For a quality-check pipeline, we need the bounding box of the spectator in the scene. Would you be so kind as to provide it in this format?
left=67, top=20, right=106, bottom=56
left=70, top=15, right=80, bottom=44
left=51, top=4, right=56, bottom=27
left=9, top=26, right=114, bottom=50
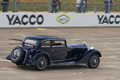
left=83, top=0, right=87, bottom=13
left=52, top=0, right=58, bottom=13
left=76, top=0, right=81, bottom=13
left=58, top=0, right=61, bottom=11
left=76, top=0, right=87, bottom=13
left=2, top=0, right=9, bottom=12
left=104, top=0, right=115, bottom=13
left=110, top=0, right=115, bottom=11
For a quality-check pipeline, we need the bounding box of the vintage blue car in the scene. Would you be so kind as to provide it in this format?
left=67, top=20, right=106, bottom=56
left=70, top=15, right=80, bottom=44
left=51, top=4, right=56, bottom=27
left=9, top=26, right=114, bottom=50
left=6, top=35, right=102, bottom=71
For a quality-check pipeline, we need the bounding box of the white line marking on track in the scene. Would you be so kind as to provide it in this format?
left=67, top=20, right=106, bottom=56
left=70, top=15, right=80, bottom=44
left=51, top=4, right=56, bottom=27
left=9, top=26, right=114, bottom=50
left=102, top=62, right=120, bottom=63
left=0, top=41, right=18, bottom=43
left=67, top=37, right=120, bottom=41
left=87, top=43, right=120, bottom=45
left=73, top=72, right=83, bottom=75
left=20, top=34, right=27, bottom=38
left=99, top=48, right=120, bottom=51
left=0, top=58, right=10, bottom=62
left=47, top=29, right=60, bottom=32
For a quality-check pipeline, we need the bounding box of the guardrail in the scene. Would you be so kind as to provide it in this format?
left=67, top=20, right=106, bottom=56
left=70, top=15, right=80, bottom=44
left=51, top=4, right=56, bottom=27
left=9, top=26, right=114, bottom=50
left=0, top=2, right=120, bottom=13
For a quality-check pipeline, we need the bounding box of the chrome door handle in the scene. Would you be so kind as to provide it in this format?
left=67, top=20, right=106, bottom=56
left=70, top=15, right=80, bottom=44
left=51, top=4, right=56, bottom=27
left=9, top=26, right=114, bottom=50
left=51, top=49, right=55, bottom=51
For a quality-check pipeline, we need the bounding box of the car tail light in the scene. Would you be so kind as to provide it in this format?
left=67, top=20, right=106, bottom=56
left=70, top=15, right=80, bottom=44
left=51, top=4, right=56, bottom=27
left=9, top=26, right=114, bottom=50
left=32, top=45, right=34, bottom=48
left=24, top=43, right=26, bottom=46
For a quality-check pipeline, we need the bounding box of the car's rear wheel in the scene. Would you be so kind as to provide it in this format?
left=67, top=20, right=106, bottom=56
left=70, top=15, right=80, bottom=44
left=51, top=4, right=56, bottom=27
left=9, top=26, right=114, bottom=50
left=88, top=54, right=100, bottom=68
left=35, top=55, right=48, bottom=71
left=10, top=46, right=25, bottom=64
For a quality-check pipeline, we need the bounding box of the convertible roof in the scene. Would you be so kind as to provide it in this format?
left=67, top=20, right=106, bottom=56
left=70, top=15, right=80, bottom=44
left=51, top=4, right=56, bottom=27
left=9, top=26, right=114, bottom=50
left=25, top=35, right=65, bottom=41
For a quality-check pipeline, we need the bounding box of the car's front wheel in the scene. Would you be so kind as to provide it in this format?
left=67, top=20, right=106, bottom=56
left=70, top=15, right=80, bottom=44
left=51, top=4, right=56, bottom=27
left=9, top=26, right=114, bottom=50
left=35, top=55, right=48, bottom=71
left=88, top=54, right=100, bottom=68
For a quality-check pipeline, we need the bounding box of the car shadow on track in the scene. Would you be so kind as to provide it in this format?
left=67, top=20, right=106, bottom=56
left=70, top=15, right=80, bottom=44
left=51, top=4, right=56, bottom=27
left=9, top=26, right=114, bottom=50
left=9, top=39, right=23, bottom=42
left=8, top=38, right=22, bottom=45
left=47, top=65, right=88, bottom=71
left=17, top=65, right=88, bottom=71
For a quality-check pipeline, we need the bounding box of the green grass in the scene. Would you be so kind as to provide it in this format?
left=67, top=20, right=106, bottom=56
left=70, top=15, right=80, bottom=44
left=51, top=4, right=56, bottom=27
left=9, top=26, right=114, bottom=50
left=0, top=0, right=120, bottom=12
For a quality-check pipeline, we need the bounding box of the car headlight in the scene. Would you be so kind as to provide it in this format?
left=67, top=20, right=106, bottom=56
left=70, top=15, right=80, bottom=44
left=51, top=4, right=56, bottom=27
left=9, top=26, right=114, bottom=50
left=90, top=46, right=95, bottom=49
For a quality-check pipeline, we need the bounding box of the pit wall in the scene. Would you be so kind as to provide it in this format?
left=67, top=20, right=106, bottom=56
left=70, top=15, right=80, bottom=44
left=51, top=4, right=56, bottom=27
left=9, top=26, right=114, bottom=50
left=0, top=13, right=120, bottom=28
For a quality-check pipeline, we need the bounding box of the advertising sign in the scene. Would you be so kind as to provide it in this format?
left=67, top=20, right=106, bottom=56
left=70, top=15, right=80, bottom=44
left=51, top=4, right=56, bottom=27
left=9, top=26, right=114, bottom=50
left=0, top=13, right=120, bottom=28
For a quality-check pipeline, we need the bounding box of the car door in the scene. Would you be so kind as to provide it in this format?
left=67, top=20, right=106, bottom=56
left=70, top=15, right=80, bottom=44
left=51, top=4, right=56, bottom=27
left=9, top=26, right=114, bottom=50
left=50, top=40, right=67, bottom=61
left=40, top=40, right=51, bottom=54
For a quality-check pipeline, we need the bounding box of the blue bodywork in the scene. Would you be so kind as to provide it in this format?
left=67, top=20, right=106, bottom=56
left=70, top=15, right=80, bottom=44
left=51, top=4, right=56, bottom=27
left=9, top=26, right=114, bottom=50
left=6, top=35, right=102, bottom=66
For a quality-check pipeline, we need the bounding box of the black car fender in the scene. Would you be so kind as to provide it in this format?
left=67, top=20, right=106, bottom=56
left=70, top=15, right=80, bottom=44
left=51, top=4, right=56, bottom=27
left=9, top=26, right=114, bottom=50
left=6, top=54, right=11, bottom=60
left=30, top=50, right=51, bottom=65
left=76, top=49, right=102, bottom=63
left=83, top=49, right=102, bottom=57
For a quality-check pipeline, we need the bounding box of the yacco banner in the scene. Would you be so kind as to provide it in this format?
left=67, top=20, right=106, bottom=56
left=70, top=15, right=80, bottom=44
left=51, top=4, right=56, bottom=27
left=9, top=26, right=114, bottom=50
left=0, top=13, right=120, bottom=27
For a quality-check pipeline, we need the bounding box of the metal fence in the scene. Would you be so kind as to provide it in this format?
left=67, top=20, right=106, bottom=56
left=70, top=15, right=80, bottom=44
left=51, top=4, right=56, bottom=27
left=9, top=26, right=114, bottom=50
left=0, top=2, right=120, bottom=13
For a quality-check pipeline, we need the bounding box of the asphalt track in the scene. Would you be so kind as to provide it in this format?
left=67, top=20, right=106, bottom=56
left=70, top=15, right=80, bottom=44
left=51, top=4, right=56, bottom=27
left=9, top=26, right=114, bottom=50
left=0, top=27, right=120, bottom=80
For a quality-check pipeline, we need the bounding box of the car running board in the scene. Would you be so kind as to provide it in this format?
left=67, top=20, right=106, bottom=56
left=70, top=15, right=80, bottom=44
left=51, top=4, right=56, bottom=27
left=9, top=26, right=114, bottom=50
left=51, top=62, right=76, bottom=65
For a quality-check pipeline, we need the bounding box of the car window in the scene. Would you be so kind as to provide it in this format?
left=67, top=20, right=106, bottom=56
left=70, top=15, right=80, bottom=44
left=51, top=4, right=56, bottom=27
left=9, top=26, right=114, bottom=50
left=52, top=41, right=65, bottom=47
left=41, top=41, right=50, bottom=47
left=24, top=39, right=38, bottom=48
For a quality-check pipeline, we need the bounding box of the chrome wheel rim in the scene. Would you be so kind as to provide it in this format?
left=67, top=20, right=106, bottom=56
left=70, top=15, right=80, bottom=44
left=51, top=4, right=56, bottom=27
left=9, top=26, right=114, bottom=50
left=13, top=49, right=20, bottom=59
left=38, top=58, right=46, bottom=69
left=91, top=56, right=98, bottom=67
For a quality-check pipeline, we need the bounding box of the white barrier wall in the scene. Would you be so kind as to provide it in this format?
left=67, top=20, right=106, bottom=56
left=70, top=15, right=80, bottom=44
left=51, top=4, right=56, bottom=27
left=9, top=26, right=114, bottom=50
left=0, top=13, right=120, bottom=27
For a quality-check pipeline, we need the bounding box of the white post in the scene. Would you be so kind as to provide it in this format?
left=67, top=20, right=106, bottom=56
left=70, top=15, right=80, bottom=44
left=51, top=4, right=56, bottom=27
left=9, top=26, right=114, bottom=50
left=14, top=0, right=17, bottom=12
left=49, top=0, right=52, bottom=13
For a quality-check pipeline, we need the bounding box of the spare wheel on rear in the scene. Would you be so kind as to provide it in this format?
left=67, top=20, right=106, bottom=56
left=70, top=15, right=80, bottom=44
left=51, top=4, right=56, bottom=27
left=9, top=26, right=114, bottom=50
left=10, top=46, right=25, bottom=64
